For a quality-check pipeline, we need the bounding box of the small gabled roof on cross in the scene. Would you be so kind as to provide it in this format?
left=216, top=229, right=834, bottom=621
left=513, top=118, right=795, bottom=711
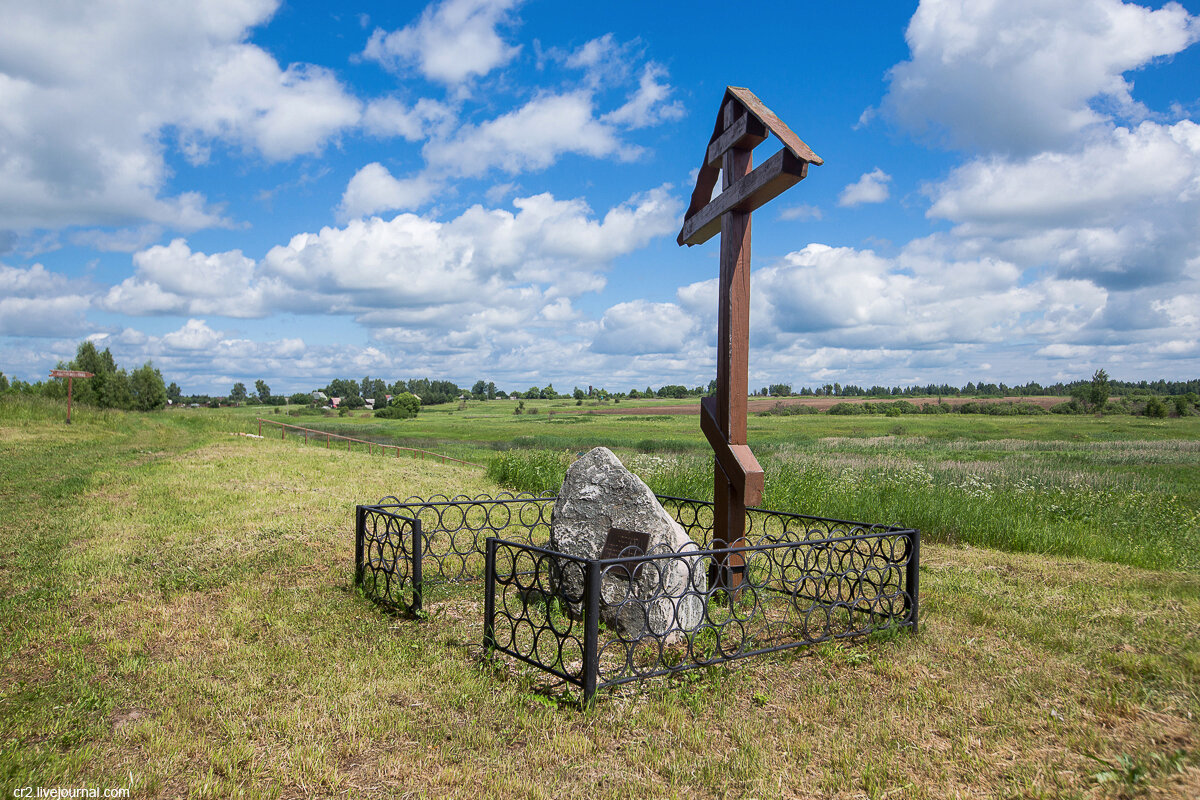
left=678, top=86, right=823, bottom=247
left=721, top=87, right=822, bottom=165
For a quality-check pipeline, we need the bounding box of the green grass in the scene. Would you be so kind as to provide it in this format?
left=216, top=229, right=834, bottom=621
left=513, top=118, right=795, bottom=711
left=230, top=396, right=1200, bottom=455
left=2, top=394, right=1198, bottom=798
left=485, top=438, right=1200, bottom=572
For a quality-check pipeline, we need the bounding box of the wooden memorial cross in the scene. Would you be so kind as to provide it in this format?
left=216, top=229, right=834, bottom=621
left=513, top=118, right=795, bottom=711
left=677, top=86, right=822, bottom=592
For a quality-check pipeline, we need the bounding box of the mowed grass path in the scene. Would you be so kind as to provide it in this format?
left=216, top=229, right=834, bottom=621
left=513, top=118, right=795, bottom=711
left=2, top=398, right=1199, bottom=798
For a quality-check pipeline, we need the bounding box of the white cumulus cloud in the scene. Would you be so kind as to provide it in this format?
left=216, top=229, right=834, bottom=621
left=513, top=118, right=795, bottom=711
left=592, top=300, right=697, bottom=355
left=882, top=0, right=1199, bottom=153
left=926, top=120, right=1200, bottom=288
left=102, top=239, right=269, bottom=317
left=838, top=168, right=892, bottom=207
left=0, top=263, right=92, bottom=336
left=339, top=164, right=439, bottom=220
left=362, top=0, right=522, bottom=85
left=423, top=91, right=633, bottom=178
left=0, top=0, right=361, bottom=233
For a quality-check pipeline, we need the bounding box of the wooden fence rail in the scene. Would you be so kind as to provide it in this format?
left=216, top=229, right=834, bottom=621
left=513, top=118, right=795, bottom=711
left=255, top=417, right=483, bottom=468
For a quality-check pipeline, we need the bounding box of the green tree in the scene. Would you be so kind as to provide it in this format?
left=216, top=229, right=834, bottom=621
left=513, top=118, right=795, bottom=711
left=166, top=381, right=181, bottom=402
left=100, top=370, right=133, bottom=410
left=324, top=378, right=361, bottom=401
left=255, top=379, right=271, bottom=402
left=471, top=380, right=487, bottom=398
left=1089, top=369, right=1110, bottom=413
left=1144, top=396, right=1168, bottom=418
left=573, top=386, right=585, bottom=400
left=360, top=376, right=387, bottom=406
left=0, top=372, right=8, bottom=392
left=377, top=391, right=420, bottom=419
left=68, top=341, right=112, bottom=407
left=230, top=383, right=247, bottom=403
left=130, top=362, right=167, bottom=411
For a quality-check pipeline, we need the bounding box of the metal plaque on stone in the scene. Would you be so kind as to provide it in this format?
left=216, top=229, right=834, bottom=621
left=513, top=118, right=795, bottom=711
left=600, top=527, right=651, bottom=581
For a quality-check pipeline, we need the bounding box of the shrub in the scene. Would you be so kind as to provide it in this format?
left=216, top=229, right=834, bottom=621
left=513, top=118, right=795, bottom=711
left=959, top=401, right=1047, bottom=416
left=375, top=391, right=420, bottom=419
left=1104, top=398, right=1133, bottom=415
left=758, top=402, right=819, bottom=417
left=827, top=402, right=864, bottom=415
left=1144, top=396, right=1168, bottom=418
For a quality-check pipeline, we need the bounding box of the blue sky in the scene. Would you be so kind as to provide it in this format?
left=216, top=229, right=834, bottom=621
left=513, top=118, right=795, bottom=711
left=1, top=0, right=1198, bottom=395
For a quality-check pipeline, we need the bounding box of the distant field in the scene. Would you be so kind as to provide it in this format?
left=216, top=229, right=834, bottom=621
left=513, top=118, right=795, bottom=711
left=550, top=395, right=1064, bottom=415
left=222, top=397, right=1200, bottom=572
left=4, top=395, right=1197, bottom=798
left=223, top=394, right=1200, bottom=455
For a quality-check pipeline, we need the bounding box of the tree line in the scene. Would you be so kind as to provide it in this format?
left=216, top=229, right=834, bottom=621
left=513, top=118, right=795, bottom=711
left=4, top=351, right=1196, bottom=416
left=0, top=341, right=167, bottom=411
left=755, top=377, right=1200, bottom=398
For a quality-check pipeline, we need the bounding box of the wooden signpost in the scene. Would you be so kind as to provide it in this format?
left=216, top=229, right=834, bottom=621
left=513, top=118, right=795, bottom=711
left=49, top=369, right=94, bottom=424
left=677, top=87, right=822, bottom=592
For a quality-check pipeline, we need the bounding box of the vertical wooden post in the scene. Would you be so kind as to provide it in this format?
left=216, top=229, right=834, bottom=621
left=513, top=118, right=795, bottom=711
left=712, top=98, right=753, bottom=591
left=50, top=370, right=94, bottom=424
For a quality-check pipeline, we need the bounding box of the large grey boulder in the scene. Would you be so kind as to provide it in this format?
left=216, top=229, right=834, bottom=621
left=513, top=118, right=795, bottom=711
left=549, top=447, right=704, bottom=640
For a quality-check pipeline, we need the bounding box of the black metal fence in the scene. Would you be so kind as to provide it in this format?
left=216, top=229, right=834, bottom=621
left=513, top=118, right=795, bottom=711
left=354, top=493, right=919, bottom=702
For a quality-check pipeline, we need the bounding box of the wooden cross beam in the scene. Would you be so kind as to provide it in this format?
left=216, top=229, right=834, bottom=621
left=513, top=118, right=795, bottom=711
left=677, top=87, right=821, bottom=592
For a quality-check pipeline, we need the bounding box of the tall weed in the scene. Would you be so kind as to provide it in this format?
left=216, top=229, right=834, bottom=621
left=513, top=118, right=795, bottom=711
left=485, top=444, right=1199, bottom=571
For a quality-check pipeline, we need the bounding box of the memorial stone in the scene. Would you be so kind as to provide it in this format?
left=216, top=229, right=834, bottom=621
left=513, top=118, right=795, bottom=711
left=549, top=447, right=703, bottom=640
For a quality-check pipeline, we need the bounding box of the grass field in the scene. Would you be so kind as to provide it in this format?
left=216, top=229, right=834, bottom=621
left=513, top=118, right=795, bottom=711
left=247, top=398, right=1200, bottom=572
left=2, top=395, right=1199, bottom=798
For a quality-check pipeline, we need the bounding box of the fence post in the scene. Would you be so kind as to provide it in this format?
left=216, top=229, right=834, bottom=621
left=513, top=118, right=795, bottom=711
left=354, top=505, right=366, bottom=586
left=582, top=558, right=602, bottom=706
left=905, top=529, right=921, bottom=635
left=483, top=538, right=497, bottom=654
left=411, top=517, right=423, bottom=613
left=257, top=419, right=261, bottom=436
